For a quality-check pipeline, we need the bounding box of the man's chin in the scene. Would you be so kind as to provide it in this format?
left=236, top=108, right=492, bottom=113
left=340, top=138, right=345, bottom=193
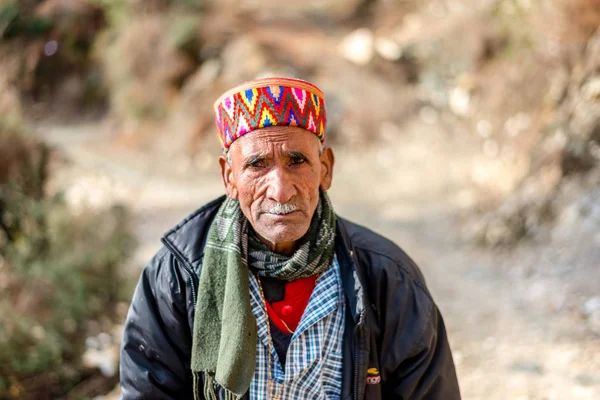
left=254, top=225, right=308, bottom=247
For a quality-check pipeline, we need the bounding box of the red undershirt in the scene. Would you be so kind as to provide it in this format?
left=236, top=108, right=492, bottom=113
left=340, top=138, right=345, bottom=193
left=263, top=275, right=318, bottom=333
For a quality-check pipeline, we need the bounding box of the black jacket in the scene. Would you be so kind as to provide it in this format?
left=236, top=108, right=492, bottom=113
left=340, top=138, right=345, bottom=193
left=120, top=196, right=461, bottom=399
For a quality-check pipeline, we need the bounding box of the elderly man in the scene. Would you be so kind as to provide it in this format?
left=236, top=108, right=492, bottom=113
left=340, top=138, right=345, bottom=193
left=120, top=77, right=461, bottom=399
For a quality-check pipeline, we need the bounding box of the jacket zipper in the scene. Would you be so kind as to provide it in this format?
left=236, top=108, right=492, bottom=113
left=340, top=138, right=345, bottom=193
left=349, top=247, right=364, bottom=400
left=161, top=239, right=198, bottom=306
left=354, top=317, right=365, bottom=400
left=354, top=338, right=359, bottom=400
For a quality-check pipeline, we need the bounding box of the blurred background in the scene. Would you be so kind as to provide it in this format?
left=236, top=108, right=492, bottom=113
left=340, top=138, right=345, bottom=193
left=1, top=0, right=599, bottom=398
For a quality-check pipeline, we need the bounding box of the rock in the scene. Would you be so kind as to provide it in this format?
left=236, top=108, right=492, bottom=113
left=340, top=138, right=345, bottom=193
left=542, top=129, right=568, bottom=153
left=64, top=174, right=131, bottom=212
left=482, top=336, right=497, bottom=350
left=82, top=346, right=118, bottom=377
left=85, top=336, right=101, bottom=350
left=374, top=36, right=402, bottom=61
left=583, top=297, right=600, bottom=315
left=338, top=28, right=374, bottom=66
left=482, top=216, right=520, bottom=246
left=82, top=332, right=120, bottom=377
left=503, top=113, right=532, bottom=137
left=551, top=202, right=580, bottom=241
left=97, top=332, right=113, bottom=347
left=449, top=87, right=471, bottom=116
left=582, top=77, right=600, bottom=101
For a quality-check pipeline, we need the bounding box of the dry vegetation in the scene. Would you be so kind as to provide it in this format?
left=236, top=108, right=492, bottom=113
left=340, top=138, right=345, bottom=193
left=466, top=0, right=600, bottom=245
left=1, top=3, right=134, bottom=398
left=0, top=119, right=136, bottom=399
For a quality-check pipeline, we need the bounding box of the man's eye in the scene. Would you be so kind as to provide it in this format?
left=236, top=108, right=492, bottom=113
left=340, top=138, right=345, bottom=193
left=249, top=160, right=265, bottom=168
left=290, top=157, right=306, bottom=165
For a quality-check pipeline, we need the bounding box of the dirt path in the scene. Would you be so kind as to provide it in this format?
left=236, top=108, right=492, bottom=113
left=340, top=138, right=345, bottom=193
left=36, top=121, right=600, bottom=399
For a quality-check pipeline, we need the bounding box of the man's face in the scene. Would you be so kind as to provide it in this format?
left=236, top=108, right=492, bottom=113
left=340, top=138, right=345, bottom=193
left=219, top=126, right=334, bottom=251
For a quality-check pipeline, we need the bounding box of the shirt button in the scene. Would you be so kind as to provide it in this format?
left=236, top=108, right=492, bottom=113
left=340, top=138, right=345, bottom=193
left=281, top=305, right=293, bottom=316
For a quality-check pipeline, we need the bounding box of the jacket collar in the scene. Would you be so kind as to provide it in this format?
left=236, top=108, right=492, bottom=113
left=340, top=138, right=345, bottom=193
left=161, top=195, right=226, bottom=273
left=335, top=219, right=365, bottom=325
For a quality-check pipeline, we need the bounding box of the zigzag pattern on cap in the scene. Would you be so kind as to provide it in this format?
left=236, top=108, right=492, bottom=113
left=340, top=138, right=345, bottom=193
left=214, top=77, right=327, bottom=153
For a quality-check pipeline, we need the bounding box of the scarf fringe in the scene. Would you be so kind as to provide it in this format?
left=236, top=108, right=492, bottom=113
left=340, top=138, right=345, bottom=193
left=196, top=372, right=241, bottom=400
left=226, top=391, right=238, bottom=400
left=204, top=374, right=217, bottom=400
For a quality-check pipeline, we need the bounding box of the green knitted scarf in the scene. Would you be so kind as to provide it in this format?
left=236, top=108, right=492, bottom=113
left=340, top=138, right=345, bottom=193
left=191, top=192, right=336, bottom=399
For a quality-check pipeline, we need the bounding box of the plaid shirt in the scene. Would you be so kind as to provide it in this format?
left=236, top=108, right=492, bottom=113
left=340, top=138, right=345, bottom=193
left=248, top=255, right=345, bottom=399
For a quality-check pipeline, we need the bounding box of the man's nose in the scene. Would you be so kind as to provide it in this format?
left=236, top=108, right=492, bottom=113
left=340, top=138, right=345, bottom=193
left=266, top=167, right=296, bottom=203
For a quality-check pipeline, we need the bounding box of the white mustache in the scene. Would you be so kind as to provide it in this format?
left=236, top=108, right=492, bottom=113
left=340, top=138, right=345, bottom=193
left=265, top=202, right=297, bottom=215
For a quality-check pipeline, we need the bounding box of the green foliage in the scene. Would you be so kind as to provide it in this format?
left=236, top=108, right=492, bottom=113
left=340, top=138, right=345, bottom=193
left=0, top=124, right=135, bottom=398
left=0, top=2, right=20, bottom=37
left=0, top=3, right=19, bottom=27
left=0, top=1, right=53, bottom=39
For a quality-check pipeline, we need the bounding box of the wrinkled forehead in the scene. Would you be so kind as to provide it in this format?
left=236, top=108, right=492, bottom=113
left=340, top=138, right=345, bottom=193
left=228, top=126, right=322, bottom=157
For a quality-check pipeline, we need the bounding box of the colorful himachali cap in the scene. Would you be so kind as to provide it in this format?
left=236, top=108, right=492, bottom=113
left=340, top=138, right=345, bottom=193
left=213, top=77, right=327, bottom=153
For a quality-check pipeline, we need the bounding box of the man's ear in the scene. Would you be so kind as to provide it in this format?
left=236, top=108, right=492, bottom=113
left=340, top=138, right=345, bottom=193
left=219, top=155, right=238, bottom=199
left=319, top=147, right=335, bottom=191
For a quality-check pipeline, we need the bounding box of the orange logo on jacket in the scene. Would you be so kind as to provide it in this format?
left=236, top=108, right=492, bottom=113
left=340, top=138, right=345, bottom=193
left=366, top=368, right=381, bottom=385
